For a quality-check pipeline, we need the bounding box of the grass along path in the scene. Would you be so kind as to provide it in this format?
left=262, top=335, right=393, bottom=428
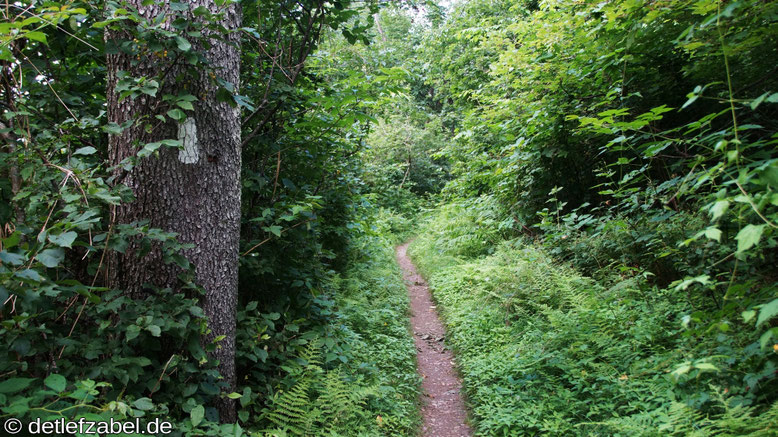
left=396, top=242, right=472, bottom=437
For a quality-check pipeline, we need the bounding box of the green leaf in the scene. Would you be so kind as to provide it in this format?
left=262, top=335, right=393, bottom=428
left=759, top=328, right=778, bottom=349
left=761, top=163, right=778, bottom=188
left=167, top=108, right=186, bottom=121
left=73, top=146, right=98, bottom=155
left=735, top=224, right=766, bottom=253
left=0, top=250, right=25, bottom=265
left=133, top=397, right=154, bottom=411
left=0, top=378, right=35, bottom=394
left=750, top=91, right=770, bottom=110
left=176, top=100, right=194, bottom=111
left=126, top=324, right=141, bottom=342
left=694, top=362, right=718, bottom=371
left=190, top=404, right=204, bottom=427
left=147, top=325, right=161, bottom=337
left=48, top=231, right=78, bottom=248
left=671, top=363, right=691, bottom=378
left=709, top=200, right=729, bottom=220
left=240, top=387, right=252, bottom=407
left=267, top=226, right=282, bottom=237
left=757, top=298, right=778, bottom=326
left=138, top=141, right=163, bottom=158
left=103, top=122, right=125, bottom=135
left=16, top=269, right=44, bottom=282
left=226, top=392, right=242, bottom=399
left=238, top=410, right=249, bottom=423
left=37, top=248, right=64, bottom=268
left=193, top=6, right=210, bottom=16
left=44, top=374, right=67, bottom=392
left=703, top=227, right=721, bottom=242
left=25, top=31, right=48, bottom=44
left=175, top=36, right=192, bottom=52
left=139, top=79, right=159, bottom=97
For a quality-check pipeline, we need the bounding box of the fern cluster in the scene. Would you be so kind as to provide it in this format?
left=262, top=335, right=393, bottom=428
left=253, top=229, right=420, bottom=436
left=260, top=342, right=374, bottom=436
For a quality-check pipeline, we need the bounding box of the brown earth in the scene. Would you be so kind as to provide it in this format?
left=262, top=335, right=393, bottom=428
left=396, top=243, right=473, bottom=437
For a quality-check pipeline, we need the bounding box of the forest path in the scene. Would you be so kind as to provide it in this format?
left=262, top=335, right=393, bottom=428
left=396, top=242, right=473, bottom=437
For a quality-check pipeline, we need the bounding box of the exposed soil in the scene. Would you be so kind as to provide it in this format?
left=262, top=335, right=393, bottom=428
left=396, top=243, right=473, bottom=437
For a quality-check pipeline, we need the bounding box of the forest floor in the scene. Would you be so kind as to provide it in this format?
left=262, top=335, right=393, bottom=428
left=396, top=242, right=473, bottom=437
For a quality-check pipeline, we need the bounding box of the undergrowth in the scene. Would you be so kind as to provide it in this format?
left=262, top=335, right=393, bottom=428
left=253, top=226, right=420, bottom=436
left=409, top=198, right=778, bottom=436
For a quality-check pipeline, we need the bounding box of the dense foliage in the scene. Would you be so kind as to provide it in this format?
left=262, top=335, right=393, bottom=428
left=395, top=0, right=778, bottom=434
left=411, top=199, right=777, bottom=435
left=1, top=0, right=419, bottom=435
left=3, top=0, right=778, bottom=435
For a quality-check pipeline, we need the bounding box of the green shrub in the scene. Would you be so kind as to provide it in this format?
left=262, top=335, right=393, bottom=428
left=409, top=206, right=778, bottom=436
left=249, top=230, right=420, bottom=436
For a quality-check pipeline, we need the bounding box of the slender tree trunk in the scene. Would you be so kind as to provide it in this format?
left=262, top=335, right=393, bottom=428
left=106, top=1, right=241, bottom=422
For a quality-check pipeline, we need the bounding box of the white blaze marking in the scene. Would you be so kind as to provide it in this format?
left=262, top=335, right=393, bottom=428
left=178, top=118, right=199, bottom=164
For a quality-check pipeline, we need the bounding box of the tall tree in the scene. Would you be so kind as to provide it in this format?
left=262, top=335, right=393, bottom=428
left=105, top=1, right=242, bottom=422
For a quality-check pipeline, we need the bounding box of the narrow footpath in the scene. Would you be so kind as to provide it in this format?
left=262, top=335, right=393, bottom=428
left=396, top=243, right=472, bottom=437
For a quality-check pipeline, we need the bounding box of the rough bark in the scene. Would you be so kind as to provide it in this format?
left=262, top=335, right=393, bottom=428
left=106, top=1, right=241, bottom=422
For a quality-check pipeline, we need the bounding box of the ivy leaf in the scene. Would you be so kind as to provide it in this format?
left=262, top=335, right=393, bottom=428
left=735, top=224, right=766, bottom=253
left=190, top=404, right=204, bottom=427
left=44, top=374, right=67, bottom=392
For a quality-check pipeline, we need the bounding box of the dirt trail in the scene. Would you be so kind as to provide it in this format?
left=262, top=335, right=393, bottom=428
left=396, top=243, right=472, bottom=437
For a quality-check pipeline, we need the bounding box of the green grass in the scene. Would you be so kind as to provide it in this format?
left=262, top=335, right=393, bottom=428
left=407, top=201, right=778, bottom=436
left=331, top=233, right=421, bottom=436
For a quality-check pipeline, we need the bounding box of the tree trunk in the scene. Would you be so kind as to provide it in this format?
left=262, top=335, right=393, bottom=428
left=106, top=2, right=241, bottom=422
